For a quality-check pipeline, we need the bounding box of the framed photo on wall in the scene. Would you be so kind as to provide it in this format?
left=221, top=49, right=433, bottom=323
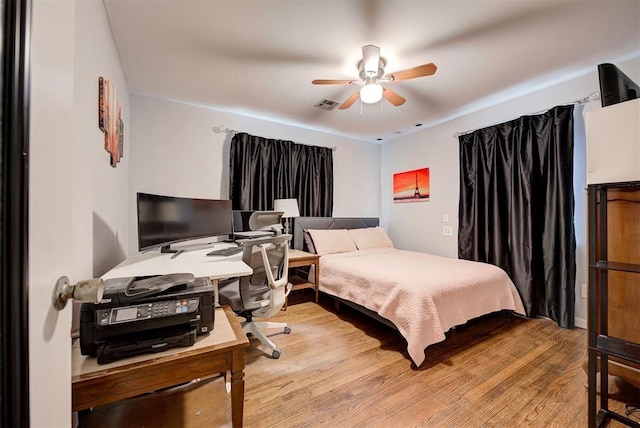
left=98, top=76, right=124, bottom=168
left=393, top=167, right=430, bottom=203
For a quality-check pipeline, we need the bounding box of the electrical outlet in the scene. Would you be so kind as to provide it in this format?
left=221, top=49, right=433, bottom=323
left=442, top=226, right=453, bottom=236
left=581, top=283, right=587, bottom=298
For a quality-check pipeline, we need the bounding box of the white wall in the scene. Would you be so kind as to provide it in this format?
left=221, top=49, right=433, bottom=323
left=381, top=56, right=640, bottom=329
left=128, top=95, right=381, bottom=253
left=29, top=0, right=129, bottom=425
left=73, top=0, right=130, bottom=278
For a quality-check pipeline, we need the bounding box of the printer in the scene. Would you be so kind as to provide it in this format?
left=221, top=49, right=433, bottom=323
left=79, top=273, right=214, bottom=364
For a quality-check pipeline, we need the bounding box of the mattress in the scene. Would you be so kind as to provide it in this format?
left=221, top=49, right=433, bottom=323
left=317, top=247, right=526, bottom=366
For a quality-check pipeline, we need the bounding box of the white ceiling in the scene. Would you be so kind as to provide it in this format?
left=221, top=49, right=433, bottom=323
left=103, top=0, right=640, bottom=143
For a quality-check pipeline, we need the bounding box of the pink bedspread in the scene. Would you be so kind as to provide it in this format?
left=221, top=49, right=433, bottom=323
left=318, top=248, right=525, bottom=366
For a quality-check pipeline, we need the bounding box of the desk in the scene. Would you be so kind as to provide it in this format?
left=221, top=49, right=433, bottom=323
left=72, top=306, right=249, bottom=427
left=288, top=249, right=320, bottom=303
left=103, top=245, right=252, bottom=280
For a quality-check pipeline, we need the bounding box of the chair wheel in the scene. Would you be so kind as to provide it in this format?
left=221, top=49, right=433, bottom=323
left=272, top=349, right=281, bottom=359
left=284, top=326, right=292, bottom=334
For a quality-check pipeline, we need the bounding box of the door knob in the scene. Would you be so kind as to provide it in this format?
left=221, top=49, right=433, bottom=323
left=52, top=276, right=104, bottom=310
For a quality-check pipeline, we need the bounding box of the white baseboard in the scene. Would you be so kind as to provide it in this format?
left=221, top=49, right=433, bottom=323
left=574, top=317, right=587, bottom=329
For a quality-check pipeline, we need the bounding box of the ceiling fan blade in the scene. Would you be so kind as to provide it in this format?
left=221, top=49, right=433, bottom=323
left=312, top=79, right=354, bottom=85
left=339, top=91, right=361, bottom=110
left=382, top=87, right=406, bottom=106
left=389, top=63, right=437, bottom=82
left=362, top=44, right=381, bottom=75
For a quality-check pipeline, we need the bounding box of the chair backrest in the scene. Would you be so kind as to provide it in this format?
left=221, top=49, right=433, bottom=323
left=238, top=234, right=291, bottom=317
left=248, top=211, right=284, bottom=233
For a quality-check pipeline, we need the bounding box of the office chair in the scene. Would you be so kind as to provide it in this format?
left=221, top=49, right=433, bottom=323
left=218, top=234, right=292, bottom=359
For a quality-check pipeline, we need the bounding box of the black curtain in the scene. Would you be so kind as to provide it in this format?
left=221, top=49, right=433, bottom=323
left=229, top=132, right=333, bottom=216
left=458, top=105, right=576, bottom=328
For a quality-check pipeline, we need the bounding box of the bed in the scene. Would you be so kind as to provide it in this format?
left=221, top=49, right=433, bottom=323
left=293, top=217, right=526, bottom=367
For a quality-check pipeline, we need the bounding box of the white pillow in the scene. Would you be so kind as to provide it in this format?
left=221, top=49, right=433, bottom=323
left=307, top=229, right=358, bottom=256
left=348, top=226, right=394, bottom=250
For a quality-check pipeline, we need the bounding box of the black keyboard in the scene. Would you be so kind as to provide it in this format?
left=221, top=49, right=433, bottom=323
left=206, top=246, right=243, bottom=257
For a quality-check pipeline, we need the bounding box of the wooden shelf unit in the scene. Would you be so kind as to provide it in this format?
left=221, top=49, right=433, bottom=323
left=587, top=181, right=640, bottom=428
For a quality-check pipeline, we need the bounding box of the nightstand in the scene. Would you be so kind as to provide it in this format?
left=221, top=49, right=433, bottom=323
left=287, top=249, right=320, bottom=304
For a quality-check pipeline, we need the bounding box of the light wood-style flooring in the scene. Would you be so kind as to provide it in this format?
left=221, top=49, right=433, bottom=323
left=79, top=290, right=634, bottom=427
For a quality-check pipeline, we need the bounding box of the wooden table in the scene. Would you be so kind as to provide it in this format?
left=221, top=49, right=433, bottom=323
left=72, top=306, right=249, bottom=427
left=288, top=249, right=320, bottom=303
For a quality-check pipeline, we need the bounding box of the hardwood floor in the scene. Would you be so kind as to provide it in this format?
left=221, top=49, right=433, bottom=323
left=78, top=290, right=635, bottom=427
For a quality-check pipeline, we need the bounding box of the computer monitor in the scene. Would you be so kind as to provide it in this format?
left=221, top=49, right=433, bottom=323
left=137, top=192, right=232, bottom=252
left=598, top=63, right=640, bottom=107
left=232, top=210, right=254, bottom=234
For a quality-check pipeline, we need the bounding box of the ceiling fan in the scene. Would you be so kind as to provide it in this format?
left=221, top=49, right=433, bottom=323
left=312, top=45, right=437, bottom=110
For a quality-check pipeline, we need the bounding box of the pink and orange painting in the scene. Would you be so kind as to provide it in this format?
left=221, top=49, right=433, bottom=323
left=393, top=168, right=430, bottom=203
left=98, top=76, right=124, bottom=168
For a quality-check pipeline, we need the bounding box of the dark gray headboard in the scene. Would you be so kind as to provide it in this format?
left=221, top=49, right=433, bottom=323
left=292, top=217, right=379, bottom=251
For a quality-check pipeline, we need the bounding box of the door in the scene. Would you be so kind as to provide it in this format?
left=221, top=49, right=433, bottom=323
left=2, top=0, right=78, bottom=426
left=27, top=0, right=78, bottom=426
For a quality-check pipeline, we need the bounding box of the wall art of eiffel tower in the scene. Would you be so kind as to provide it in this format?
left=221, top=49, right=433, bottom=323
left=413, top=173, right=422, bottom=198
left=393, top=167, right=430, bottom=203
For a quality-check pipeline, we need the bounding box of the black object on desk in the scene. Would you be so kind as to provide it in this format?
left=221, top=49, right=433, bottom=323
left=79, top=274, right=215, bottom=363
left=207, top=246, right=243, bottom=257
left=97, top=326, right=197, bottom=364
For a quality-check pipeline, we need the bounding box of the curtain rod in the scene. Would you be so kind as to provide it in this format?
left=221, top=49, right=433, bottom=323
left=452, top=91, right=601, bottom=139
left=212, top=125, right=237, bottom=134
left=212, top=125, right=338, bottom=152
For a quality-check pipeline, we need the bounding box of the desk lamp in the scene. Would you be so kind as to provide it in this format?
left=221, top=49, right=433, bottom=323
left=273, top=198, right=300, bottom=235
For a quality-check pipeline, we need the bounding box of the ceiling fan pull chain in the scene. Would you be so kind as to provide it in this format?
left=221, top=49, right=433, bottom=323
left=360, top=99, right=363, bottom=117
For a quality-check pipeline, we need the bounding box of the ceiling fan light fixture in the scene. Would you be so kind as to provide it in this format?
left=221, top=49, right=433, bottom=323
left=312, top=45, right=436, bottom=110
left=362, top=44, right=381, bottom=76
left=360, top=83, right=383, bottom=104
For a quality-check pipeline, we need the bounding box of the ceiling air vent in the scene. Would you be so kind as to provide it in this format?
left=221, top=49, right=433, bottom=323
left=314, top=99, right=340, bottom=111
